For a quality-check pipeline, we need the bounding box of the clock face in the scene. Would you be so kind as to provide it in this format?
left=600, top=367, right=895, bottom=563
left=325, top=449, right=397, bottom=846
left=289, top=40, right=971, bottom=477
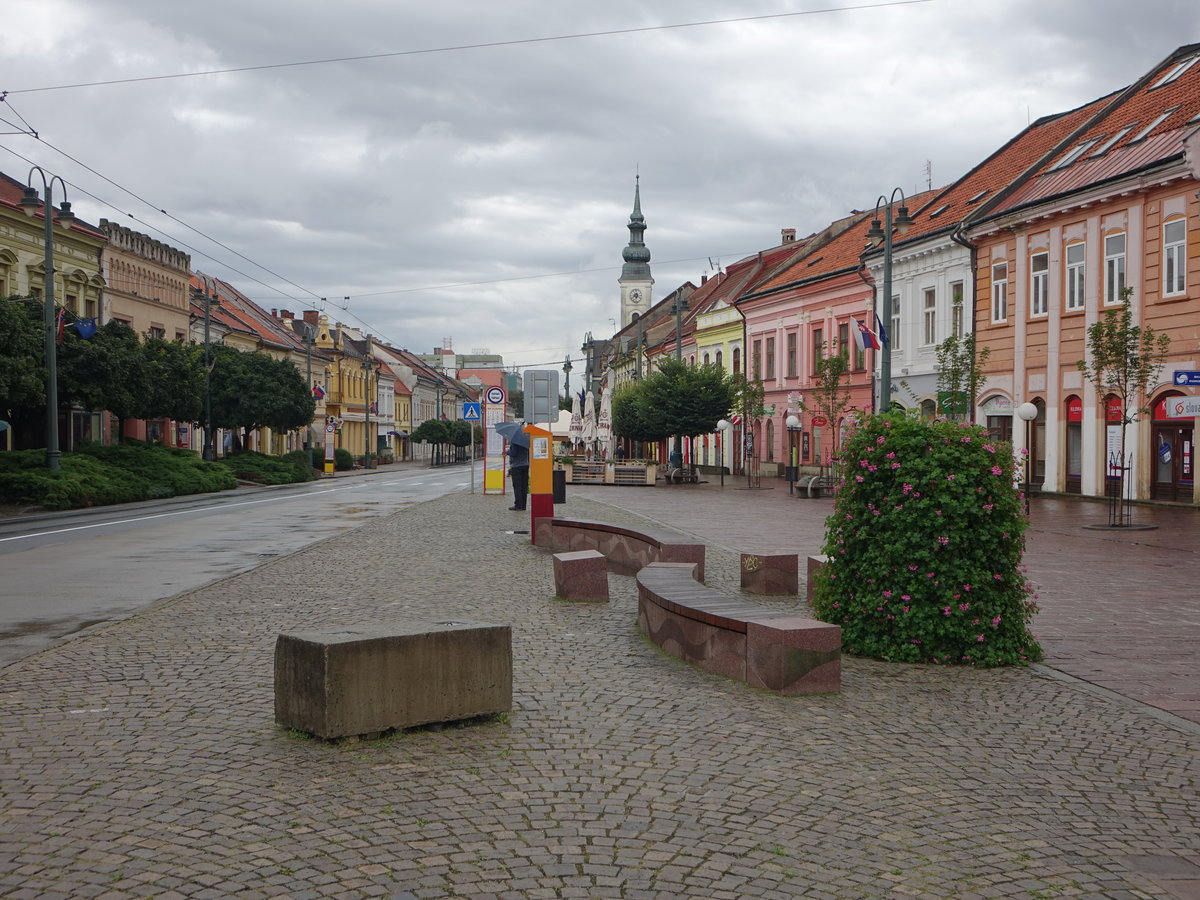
left=629, top=289, right=642, bottom=303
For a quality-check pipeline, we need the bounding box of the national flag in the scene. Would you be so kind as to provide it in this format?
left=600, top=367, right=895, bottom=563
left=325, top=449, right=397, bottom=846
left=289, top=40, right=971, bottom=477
left=874, top=314, right=889, bottom=350
left=312, top=383, right=326, bottom=399
left=853, top=318, right=881, bottom=352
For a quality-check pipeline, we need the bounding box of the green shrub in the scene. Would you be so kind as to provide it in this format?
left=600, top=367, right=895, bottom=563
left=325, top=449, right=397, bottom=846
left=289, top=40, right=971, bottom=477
left=334, top=448, right=354, bottom=471
left=811, top=412, right=1042, bottom=667
left=221, top=450, right=317, bottom=485
left=0, top=442, right=235, bottom=510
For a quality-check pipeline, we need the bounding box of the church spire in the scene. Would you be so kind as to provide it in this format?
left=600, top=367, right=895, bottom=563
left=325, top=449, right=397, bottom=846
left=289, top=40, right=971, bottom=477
left=621, top=176, right=651, bottom=280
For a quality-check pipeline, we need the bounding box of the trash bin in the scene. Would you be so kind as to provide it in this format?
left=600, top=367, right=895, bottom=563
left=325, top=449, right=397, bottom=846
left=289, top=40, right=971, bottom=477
left=552, top=468, right=567, bottom=504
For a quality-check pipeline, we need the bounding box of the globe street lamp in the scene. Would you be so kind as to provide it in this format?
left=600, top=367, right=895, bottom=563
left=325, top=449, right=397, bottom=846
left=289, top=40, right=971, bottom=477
left=1016, top=402, right=1038, bottom=516
left=20, top=168, right=76, bottom=470
left=866, top=189, right=914, bottom=413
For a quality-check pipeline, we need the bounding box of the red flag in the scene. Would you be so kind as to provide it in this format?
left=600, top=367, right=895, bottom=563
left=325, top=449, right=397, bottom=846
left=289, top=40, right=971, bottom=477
left=56, top=309, right=66, bottom=344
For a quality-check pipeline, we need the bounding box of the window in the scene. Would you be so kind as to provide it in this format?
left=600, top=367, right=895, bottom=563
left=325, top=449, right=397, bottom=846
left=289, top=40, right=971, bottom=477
left=1129, top=107, right=1179, bottom=143
left=922, top=288, right=936, bottom=345
left=1047, top=139, right=1101, bottom=171
left=1104, top=233, right=1126, bottom=305
left=1152, top=54, right=1199, bottom=88
left=752, top=339, right=762, bottom=380
left=1090, top=125, right=1135, bottom=158
left=786, top=332, right=797, bottom=377
left=716, top=349, right=723, bottom=369
left=703, top=352, right=710, bottom=365
left=149, top=325, right=165, bottom=340
left=991, top=263, right=1008, bottom=322
left=950, top=281, right=965, bottom=336
left=765, top=337, right=775, bottom=380
left=1065, top=243, right=1086, bottom=311
left=1164, top=218, right=1187, bottom=296
left=1030, top=252, right=1049, bottom=317
left=890, top=295, right=901, bottom=352
left=811, top=328, right=823, bottom=374
left=732, top=347, right=740, bottom=375
left=838, top=322, right=850, bottom=361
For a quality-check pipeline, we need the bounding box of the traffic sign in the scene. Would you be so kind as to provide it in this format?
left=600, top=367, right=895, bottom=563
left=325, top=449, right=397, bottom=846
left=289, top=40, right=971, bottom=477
left=1173, top=371, right=1200, bottom=386
left=486, top=386, right=505, bottom=405
left=463, top=402, right=481, bottom=420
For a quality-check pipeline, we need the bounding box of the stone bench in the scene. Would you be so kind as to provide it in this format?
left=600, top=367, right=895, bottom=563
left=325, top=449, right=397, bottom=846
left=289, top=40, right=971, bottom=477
left=806, top=554, right=830, bottom=600
left=553, top=549, right=609, bottom=602
left=534, top=517, right=705, bottom=581
left=636, top=562, right=840, bottom=695
left=740, top=551, right=799, bottom=595
left=274, top=620, right=512, bottom=739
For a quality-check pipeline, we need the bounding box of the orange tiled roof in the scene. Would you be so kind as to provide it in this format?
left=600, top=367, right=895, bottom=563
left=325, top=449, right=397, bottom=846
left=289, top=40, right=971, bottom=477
left=985, top=43, right=1200, bottom=218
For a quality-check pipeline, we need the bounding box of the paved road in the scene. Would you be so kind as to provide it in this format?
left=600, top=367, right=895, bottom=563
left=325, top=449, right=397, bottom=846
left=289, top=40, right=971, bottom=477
left=0, top=480, right=1197, bottom=898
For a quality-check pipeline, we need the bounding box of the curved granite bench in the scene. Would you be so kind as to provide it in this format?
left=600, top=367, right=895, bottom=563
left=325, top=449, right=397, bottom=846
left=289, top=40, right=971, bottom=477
left=636, top=562, right=840, bottom=695
left=534, top=517, right=705, bottom=581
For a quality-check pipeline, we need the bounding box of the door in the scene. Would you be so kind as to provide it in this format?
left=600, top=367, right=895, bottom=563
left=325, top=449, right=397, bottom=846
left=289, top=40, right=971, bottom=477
left=1152, top=424, right=1194, bottom=502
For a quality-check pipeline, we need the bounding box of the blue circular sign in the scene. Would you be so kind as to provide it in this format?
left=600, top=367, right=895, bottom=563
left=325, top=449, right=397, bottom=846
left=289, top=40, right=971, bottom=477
left=486, top=386, right=505, bottom=405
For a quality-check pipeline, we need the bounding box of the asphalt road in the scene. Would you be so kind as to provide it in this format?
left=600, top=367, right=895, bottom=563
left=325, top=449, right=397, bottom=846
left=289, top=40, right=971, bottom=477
left=0, top=463, right=477, bottom=668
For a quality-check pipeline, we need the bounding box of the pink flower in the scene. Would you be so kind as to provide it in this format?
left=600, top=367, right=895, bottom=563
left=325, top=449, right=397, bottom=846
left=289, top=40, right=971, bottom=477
left=942, top=607, right=951, bottom=615
left=885, top=451, right=896, bottom=459
left=983, top=443, right=996, bottom=453
left=855, top=475, right=864, bottom=482
left=882, top=590, right=893, bottom=598
left=902, top=606, right=910, bottom=613
left=959, top=603, right=970, bottom=611
left=976, top=634, right=985, bottom=642
left=891, top=462, right=901, bottom=469
left=937, top=536, right=949, bottom=546
left=946, top=474, right=955, bottom=481
left=901, top=594, right=911, bottom=601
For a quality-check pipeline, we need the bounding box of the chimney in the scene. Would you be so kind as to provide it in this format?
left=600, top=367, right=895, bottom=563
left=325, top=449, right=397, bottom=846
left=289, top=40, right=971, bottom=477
left=781, top=228, right=797, bottom=244
left=701, top=274, right=708, bottom=284
left=303, top=310, right=319, bottom=325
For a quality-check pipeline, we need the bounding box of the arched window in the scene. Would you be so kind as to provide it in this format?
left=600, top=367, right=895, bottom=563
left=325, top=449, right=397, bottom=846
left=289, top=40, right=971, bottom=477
left=766, top=419, right=775, bottom=461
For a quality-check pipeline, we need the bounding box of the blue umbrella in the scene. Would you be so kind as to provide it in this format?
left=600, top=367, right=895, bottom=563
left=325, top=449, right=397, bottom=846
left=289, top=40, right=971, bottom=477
left=494, top=421, right=529, bottom=448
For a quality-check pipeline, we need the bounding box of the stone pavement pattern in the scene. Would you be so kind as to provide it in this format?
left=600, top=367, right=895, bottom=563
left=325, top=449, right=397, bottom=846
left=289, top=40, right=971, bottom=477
left=0, top=488, right=1198, bottom=898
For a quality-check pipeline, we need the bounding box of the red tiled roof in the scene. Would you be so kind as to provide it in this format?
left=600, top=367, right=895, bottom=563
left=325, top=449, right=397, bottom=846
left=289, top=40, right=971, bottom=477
left=0, top=169, right=106, bottom=240
left=985, top=43, right=1200, bottom=217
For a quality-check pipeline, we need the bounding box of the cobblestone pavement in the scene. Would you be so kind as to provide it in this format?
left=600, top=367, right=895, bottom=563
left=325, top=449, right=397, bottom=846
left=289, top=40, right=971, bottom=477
left=1, top=484, right=1198, bottom=899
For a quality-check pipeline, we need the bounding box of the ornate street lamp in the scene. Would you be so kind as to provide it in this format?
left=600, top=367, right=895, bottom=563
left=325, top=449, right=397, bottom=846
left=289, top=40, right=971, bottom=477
left=866, top=189, right=914, bottom=413
left=20, top=168, right=76, bottom=470
left=562, top=355, right=572, bottom=399
left=191, top=287, right=221, bottom=460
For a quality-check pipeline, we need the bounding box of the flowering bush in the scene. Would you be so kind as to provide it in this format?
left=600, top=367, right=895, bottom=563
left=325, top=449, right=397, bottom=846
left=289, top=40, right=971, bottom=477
left=811, top=412, right=1042, bottom=667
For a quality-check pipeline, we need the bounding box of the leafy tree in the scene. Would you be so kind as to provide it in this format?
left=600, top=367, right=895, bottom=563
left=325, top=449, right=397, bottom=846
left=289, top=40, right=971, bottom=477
left=612, top=381, right=663, bottom=446
left=636, top=358, right=739, bottom=441
left=209, top=347, right=314, bottom=451
left=801, top=344, right=852, bottom=470
left=140, top=337, right=203, bottom=426
left=936, top=331, right=990, bottom=421
left=0, top=296, right=45, bottom=413
left=1076, top=288, right=1170, bottom=525
left=57, top=320, right=151, bottom=439
left=812, top=412, right=1041, bottom=667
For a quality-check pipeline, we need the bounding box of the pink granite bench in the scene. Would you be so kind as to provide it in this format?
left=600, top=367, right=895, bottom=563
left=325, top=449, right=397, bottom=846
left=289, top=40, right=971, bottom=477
left=636, top=562, right=840, bottom=695
left=553, top=549, right=609, bottom=602
left=534, top=517, right=706, bottom=581
left=740, top=551, right=799, bottom=595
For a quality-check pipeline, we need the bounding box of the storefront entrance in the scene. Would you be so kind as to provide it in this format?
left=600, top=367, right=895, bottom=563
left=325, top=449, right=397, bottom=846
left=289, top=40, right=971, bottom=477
left=1151, top=394, right=1194, bottom=502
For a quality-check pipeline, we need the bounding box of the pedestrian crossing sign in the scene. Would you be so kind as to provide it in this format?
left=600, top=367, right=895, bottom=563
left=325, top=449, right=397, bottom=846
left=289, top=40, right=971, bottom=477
left=463, top=402, right=482, bottom=420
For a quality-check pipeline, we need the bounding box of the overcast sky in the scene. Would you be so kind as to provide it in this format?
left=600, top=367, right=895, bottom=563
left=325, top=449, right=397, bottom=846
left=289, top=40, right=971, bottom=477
left=3, top=0, right=1196, bottom=370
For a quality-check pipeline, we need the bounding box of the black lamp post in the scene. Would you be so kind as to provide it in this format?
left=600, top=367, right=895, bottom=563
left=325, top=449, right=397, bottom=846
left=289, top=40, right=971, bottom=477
left=20, top=168, right=75, bottom=471
left=865, top=189, right=914, bottom=413
left=562, top=355, right=572, bottom=400
left=191, top=287, right=220, bottom=461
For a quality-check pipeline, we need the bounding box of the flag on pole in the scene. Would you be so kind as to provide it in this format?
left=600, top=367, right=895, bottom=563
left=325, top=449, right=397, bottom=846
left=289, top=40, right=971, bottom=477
left=56, top=309, right=66, bottom=344
left=874, top=314, right=889, bottom=350
left=74, top=317, right=98, bottom=339
left=853, top=318, right=882, bottom=351
left=312, top=383, right=326, bottom=399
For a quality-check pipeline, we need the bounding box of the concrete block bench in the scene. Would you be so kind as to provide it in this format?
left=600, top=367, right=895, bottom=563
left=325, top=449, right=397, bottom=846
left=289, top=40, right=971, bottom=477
left=553, top=549, right=609, bottom=602
left=740, top=551, right=799, bottom=595
left=274, top=620, right=512, bottom=739
left=806, top=554, right=830, bottom=600
left=534, top=517, right=705, bottom=581
left=636, top=562, right=840, bottom=695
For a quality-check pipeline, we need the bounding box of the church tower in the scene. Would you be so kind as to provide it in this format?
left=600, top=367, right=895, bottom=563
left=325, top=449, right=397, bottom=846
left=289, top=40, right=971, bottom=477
left=618, top=177, right=653, bottom=329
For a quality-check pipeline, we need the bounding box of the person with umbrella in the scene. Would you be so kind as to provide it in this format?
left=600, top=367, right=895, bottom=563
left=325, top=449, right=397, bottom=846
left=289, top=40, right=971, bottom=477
left=495, top=421, right=530, bottom=510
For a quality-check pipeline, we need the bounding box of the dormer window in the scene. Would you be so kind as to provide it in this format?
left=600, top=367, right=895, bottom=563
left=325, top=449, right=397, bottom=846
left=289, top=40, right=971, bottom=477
left=1047, top=138, right=1101, bottom=171
left=927, top=204, right=950, bottom=219
left=967, top=189, right=990, bottom=204
left=1089, top=125, right=1135, bottom=158
left=1128, top=106, right=1180, bottom=143
left=1151, top=54, right=1200, bottom=88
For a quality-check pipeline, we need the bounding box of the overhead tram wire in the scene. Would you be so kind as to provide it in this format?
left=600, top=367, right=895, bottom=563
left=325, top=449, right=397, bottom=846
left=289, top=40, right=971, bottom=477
left=5, top=0, right=935, bottom=96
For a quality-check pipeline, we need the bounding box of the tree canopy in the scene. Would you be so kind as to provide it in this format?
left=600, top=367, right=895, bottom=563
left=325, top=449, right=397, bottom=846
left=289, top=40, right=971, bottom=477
left=613, top=358, right=739, bottom=444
